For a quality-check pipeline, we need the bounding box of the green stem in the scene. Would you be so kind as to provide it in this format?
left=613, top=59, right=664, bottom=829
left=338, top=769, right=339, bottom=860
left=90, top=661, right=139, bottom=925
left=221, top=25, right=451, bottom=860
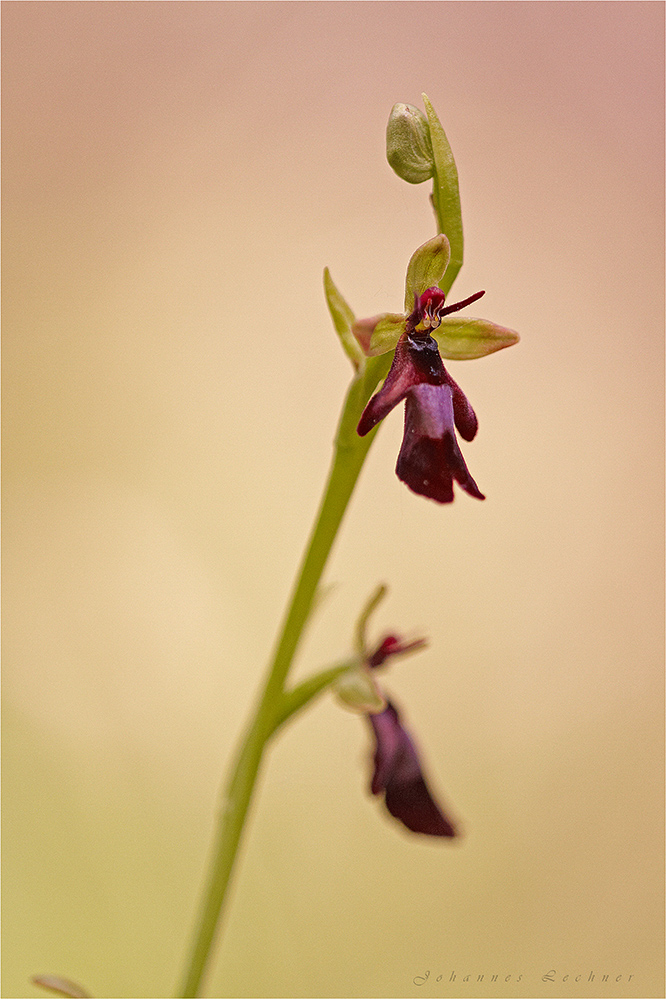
left=422, top=94, right=464, bottom=297
left=177, top=357, right=388, bottom=998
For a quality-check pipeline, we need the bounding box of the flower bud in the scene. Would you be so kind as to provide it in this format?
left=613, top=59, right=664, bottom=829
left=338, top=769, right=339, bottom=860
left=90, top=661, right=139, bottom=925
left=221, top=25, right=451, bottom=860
left=386, top=103, right=435, bottom=184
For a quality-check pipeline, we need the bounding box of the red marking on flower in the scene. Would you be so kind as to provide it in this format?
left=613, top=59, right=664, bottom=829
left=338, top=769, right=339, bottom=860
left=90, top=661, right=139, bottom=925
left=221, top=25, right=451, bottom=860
left=408, top=286, right=486, bottom=334
left=366, top=635, right=427, bottom=669
left=415, top=287, right=447, bottom=330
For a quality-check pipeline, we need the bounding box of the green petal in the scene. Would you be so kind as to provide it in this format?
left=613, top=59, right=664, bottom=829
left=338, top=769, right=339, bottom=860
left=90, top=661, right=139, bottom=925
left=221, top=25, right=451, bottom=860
left=323, top=267, right=365, bottom=370
left=422, top=94, right=464, bottom=296
left=433, top=317, right=520, bottom=360
left=367, top=313, right=406, bottom=356
left=403, top=234, right=451, bottom=312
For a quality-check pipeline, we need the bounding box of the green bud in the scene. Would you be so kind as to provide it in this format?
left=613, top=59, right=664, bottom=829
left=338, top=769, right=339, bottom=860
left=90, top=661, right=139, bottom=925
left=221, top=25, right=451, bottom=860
left=386, top=103, right=435, bottom=184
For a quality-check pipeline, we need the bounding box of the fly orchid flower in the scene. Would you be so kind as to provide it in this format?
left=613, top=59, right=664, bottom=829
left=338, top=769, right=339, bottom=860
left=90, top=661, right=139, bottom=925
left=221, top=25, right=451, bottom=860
left=335, top=585, right=459, bottom=839
left=354, top=235, right=519, bottom=503
left=364, top=634, right=458, bottom=838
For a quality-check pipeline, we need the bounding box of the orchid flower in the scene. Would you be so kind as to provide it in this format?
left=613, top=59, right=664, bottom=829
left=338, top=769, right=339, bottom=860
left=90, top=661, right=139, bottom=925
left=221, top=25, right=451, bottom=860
left=353, top=235, right=519, bottom=502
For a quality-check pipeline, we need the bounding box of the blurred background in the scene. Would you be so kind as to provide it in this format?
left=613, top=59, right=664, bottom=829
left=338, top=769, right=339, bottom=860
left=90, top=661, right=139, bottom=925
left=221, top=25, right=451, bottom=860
left=3, top=3, right=664, bottom=998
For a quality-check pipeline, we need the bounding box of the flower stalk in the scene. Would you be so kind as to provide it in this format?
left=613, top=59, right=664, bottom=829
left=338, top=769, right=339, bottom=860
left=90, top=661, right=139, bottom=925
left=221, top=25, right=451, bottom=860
left=177, top=355, right=389, bottom=998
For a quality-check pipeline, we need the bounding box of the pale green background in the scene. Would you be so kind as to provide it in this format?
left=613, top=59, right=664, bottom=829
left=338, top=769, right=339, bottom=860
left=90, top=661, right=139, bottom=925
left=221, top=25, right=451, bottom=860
left=3, top=3, right=664, bottom=998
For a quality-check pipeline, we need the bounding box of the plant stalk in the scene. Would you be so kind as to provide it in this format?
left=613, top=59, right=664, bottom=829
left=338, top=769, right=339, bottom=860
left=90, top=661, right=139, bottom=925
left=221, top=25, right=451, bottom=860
left=177, top=363, right=384, bottom=998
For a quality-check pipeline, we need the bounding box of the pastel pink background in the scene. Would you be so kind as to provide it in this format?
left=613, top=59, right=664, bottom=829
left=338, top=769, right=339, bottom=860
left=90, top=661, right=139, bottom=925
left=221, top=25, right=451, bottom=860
left=4, top=3, right=664, bottom=998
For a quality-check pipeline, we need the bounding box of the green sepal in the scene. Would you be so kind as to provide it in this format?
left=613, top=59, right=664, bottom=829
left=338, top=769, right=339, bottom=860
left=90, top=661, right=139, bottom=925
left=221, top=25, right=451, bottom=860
left=422, top=94, right=463, bottom=296
left=324, top=267, right=365, bottom=371
left=367, top=313, right=406, bottom=356
left=386, top=103, right=435, bottom=184
left=433, top=317, right=520, bottom=360
left=404, top=234, right=451, bottom=312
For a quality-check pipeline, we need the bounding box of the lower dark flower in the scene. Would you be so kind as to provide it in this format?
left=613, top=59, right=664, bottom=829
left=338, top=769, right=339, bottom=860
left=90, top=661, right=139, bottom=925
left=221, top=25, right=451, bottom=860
left=368, top=700, right=457, bottom=838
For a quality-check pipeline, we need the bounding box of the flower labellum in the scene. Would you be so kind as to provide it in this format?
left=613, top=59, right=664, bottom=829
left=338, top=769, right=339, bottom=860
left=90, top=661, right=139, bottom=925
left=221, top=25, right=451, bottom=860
left=358, top=286, right=486, bottom=503
left=368, top=700, right=457, bottom=837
